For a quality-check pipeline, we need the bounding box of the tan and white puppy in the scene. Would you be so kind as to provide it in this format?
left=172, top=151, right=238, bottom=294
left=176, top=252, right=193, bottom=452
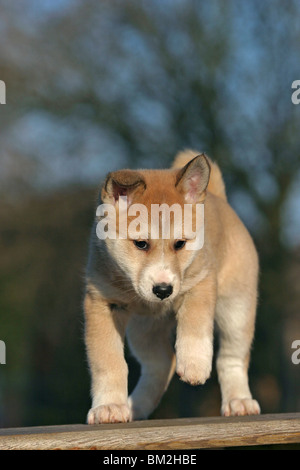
left=84, top=150, right=260, bottom=424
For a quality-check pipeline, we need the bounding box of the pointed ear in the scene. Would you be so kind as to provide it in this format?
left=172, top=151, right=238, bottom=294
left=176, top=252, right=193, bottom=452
left=101, top=170, right=146, bottom=205
left=175, top=154, right=210, bottom=203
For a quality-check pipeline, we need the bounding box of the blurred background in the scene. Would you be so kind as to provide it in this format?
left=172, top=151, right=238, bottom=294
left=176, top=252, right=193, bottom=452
left=0, top=0, right=299, bottom=427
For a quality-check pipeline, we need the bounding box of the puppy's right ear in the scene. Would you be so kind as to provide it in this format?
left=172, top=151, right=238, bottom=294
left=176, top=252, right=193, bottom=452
left=175, top=154, right=210, bottom=203
left=101, top=170, right=146, bottom=205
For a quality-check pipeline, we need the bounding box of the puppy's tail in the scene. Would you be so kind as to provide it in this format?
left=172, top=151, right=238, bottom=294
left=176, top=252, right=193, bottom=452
left=172, top=149, right=227, bottom=202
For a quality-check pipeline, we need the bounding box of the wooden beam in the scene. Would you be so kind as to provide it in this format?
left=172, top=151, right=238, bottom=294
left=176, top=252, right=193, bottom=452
left=0, top=413, right=299, bottom=450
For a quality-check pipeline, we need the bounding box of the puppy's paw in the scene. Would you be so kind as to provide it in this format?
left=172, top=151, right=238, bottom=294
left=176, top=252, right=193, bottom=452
left=176, top=337, right=213, bottom=386
left=87, top=403, right=132, bottom=424
left=176, top=357, right=212, bottom=386
left=222, top=398, right=260, bottom=417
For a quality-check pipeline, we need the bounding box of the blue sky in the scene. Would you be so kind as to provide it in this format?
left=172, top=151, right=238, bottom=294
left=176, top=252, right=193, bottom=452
left=0, top=0, right=299, bottom=246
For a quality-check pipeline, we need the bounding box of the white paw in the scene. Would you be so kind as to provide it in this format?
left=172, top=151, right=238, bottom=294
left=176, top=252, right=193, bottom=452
left=176, top=356, right=212, bottom=385
left=87, top=403, right=132, bottom=424
left=176, top=337, right=213, bottom=386
left=222, top=398, right=261, bottom=417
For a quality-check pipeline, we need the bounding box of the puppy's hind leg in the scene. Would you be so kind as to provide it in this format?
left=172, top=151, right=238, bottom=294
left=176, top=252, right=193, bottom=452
left=127, top=314, right=176, bottom=420
left=215, top=294, right=260, bottom=417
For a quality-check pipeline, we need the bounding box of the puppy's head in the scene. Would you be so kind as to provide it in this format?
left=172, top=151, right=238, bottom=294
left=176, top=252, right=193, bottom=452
left=97, top=155, right=210, bottom=303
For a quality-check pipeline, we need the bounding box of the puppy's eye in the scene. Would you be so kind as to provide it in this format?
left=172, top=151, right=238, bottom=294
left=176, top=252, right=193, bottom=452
left=174, top=240, right=186, bottom=250
left=133, top=240, right=150, bottom=251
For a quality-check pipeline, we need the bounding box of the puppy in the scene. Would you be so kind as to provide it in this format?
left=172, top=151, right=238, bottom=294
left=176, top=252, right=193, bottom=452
left=84, top=150, right=260, bottom=423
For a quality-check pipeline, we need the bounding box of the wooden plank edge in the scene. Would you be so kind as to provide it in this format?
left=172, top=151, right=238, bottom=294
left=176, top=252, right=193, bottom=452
left=0, top=413, right=299, bottom=450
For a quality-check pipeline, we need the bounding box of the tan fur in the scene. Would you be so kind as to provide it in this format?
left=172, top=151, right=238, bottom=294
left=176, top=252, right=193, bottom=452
left=84, top=149, right=260, bottom=424
left=172, top=149, right=227, bottom=201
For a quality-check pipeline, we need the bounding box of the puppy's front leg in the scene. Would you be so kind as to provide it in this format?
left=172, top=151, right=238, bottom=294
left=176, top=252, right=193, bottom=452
left=175, top=276, right=216, bottom=386
left=84, top=290, right=131, bottom=424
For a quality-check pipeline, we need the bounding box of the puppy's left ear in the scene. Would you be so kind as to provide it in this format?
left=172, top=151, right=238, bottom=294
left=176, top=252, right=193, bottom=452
left=101, top=170, right=146, bottom=205
left=175, top=154, right=210, bottom=203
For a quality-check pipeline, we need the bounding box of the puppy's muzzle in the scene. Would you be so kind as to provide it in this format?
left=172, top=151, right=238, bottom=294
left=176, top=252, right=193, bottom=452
left=152, top=283, right=173, bottom=300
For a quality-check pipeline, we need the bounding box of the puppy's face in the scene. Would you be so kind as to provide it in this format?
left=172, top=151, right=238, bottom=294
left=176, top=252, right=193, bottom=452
left=98, top=155, right=210, bottom=304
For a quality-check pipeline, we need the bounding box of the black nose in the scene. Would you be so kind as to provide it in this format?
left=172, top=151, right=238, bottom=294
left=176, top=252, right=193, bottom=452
left=152, top=283, right=173, bottom=300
